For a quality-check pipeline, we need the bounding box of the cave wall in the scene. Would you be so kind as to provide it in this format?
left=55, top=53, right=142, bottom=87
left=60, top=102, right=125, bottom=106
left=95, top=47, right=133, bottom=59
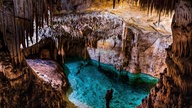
left=55, top=12, right=172, bottom=77
left=35, top=12, right=172, bottom=77
left=59, top=0, right=92, bottom=13
left=23, top=38, right=57, bottom=59
left=0, top=0, right=73, bottom=107
left=0, top=45, right=70, bottom=108
left=57, top=0, right=127, bottom=13
left=0, top=0, right=60, bottom=65
left=139, top=0, right=192, bottom=107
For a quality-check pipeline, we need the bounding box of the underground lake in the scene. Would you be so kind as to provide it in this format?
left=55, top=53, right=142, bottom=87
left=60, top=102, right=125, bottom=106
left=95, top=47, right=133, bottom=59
left=63, top=58, right=158, bottom=108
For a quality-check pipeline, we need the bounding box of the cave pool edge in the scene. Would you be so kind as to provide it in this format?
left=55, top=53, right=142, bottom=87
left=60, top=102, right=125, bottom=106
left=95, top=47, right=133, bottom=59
left=63, top=58, right=158, bottom=108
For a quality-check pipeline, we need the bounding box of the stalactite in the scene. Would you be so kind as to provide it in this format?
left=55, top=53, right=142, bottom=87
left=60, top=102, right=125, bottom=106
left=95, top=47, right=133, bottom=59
left=61, top=46, right=65, bottom=64
left=1, top=10, right=5, bottom=47
left=67, top=41, right=70, bottom=51
left=18, top=25, right=22, bottom=65
left=55, top=38, right=58, bottom=49
left=35, top=12, right=39, bottom=43
left=83, top=47, right=87, bottom=61
left=35, top=1, right=39, bottom=26
left=57, top=34, right=61, bottom=55
left=41, top=0, right=44, bottom=28
left=58, top=48, right=60, bottom=55
left=25, top=31, right=29, bottom=47
left=121, top=23, right=127, bottom=53
left=16, top=24, right=20, bottom=65
left=9, top=38, right=14, bottom=63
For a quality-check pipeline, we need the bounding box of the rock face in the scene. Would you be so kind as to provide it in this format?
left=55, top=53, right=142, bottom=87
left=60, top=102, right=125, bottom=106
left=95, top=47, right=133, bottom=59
left=26, top=59, right=68, bottom=90
left=0, top=36, right=73, bottom=108
left=138, top=0, right=192, bottom=107
left=59, top=0, right=92, bottom=13
left=0, top=58, right=71, bottom=107
left=0, top=1, right=75, bottom=107
left=48, top=12, right=172, bottom=77
left=138, top=32, right=172, bottom=77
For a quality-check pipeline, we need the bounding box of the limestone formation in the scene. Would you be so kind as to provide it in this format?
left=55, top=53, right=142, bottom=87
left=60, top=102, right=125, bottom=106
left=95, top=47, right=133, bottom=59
left=0, top=38, right=71, bottom=107
left=0, top=0, right=73, bottom=107
left=138, top=0, right=192, bottom=107
left=47, top=12, right=171, bottom=77
left=1, top=0, right=191, bottom=107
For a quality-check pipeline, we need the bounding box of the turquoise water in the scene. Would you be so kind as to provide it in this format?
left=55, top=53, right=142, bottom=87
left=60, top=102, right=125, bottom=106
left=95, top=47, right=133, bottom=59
left=64, top=59, right=158, bottom=108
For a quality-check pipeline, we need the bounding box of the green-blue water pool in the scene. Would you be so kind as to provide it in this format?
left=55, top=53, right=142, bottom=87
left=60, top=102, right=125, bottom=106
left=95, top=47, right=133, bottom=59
left=64, top=59, right=158, bottom=108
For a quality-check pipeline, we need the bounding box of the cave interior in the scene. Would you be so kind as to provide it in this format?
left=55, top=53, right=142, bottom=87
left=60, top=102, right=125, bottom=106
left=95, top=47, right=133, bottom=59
left=0, top=0, right=192, bottom=108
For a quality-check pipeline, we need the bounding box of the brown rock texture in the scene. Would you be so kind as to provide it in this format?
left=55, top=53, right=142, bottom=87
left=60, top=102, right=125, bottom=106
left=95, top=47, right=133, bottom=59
left=0, top=1, right=75, bottom=107
left=0, top=35, right=73, bottom=108
left=59, top=0, right=92, bottom=13
left=0, top=57, right=72, bottom=107
left=26, top=59, right=68, bottom=90
left=138, top=0, right=192, bottom=107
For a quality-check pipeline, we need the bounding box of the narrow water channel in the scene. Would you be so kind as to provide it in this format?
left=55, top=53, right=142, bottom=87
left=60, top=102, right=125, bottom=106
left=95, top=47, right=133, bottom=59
left=64, top=59, right=158, bottom=108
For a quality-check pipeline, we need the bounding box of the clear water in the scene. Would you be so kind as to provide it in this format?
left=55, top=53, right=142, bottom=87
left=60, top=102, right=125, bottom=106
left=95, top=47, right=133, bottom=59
left=64, top=59, right=158, bottom=108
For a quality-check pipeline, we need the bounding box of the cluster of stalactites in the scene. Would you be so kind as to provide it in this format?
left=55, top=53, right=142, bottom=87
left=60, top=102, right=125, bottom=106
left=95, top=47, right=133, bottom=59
left=61, top=0, right=91, bottom=11
left=166, top=0, right=192, bottom=95
left=171, top=0, right=192, bottom=58
left=56, top=35, right=65, bottom=64
left=13, top=0, right=57, bottom=43
left=138, top=0, right=176, bottom=15
left=95, top=0, right=176, bottom=16
left=174, top=0, right=192, bottom=26
left=0, top=0, right=59, bottom=65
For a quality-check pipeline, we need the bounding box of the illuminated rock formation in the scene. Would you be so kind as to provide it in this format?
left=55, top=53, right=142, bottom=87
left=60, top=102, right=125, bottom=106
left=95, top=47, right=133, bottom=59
left=50, top=12, right=171, bottom=77
left=138, top=0, right=192, bottom=107
left=0, top=37, right=71, bottom=107
left=0, top=0, right=73, bottom=107
left=1, top=0, right=191, bottom=107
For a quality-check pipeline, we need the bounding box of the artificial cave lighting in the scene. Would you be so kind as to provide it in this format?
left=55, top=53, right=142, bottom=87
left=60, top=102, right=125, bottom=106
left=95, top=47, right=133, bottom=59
left=0, top=0, right=192, bottom=108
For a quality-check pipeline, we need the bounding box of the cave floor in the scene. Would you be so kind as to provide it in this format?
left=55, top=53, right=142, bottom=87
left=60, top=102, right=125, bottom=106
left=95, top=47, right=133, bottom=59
left=64, top=59, right=158, bottom=108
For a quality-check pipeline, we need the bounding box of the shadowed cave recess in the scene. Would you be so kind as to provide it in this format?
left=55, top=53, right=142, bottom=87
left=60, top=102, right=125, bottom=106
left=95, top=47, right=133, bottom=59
left=0, top=0, right=192, bottom=108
